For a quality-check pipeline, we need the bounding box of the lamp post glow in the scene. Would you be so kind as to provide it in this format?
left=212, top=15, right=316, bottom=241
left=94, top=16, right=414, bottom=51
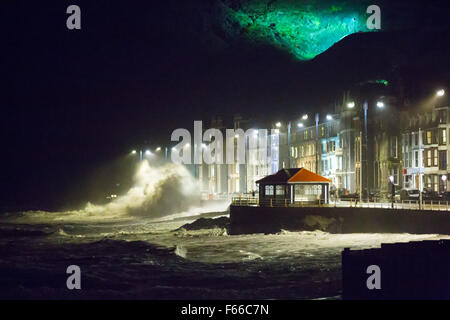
left=377, top=101, right=384, bottom=108
left=389, top=175, right=395, bottom=208
left=276, top=122, right=281, bottom=128
left=437, top=89, right=445, bottom=97
left=347, top=102, right=355, bottom=109
left=302, top=114, right=308, bottom=120
left=326, top=114, right=333, bottom=121
left=155, top=147, right=161, bottom=152
left=297, top=123, right=304, bottom=128
left=131, top=150, right=137, bottom=154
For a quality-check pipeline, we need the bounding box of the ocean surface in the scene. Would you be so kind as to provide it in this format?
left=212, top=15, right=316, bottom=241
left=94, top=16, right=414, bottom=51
left=1, top=162, right=448, bottom=299
left=1, top=207, right=448, bottom=300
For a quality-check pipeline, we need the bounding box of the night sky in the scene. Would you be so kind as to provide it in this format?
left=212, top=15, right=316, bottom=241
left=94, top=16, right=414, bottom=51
left=2, top=0, right=450, bottom=210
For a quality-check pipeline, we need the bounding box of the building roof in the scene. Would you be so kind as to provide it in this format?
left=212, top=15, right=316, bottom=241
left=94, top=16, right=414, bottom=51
left=288, top=168, right=331, bottom=183
left=256, top=168, right=331, bottom=184
left=256, top=168, right=301, bottom=184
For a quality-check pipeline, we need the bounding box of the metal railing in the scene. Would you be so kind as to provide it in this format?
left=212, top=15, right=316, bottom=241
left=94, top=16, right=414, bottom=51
left=231, top=197, right=450, bottom=211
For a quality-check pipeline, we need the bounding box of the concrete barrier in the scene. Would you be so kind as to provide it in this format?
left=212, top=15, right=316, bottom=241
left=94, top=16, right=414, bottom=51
left=342, top=240, right=450, bottom=299
left=229, top=206, right=450, bottom=235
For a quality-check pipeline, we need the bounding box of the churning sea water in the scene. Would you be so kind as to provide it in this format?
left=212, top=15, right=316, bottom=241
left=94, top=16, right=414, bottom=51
left=0, top=161, right=448, bottom=299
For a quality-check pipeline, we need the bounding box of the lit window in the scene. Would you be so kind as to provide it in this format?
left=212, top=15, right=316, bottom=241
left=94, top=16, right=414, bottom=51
left=275, top=185, right=285, bottom=196
left=265, top=185, right=274, bottom=196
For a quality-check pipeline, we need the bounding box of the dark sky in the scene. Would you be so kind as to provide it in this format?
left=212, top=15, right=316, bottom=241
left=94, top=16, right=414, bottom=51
left=1, top=0, right=450, bottom=210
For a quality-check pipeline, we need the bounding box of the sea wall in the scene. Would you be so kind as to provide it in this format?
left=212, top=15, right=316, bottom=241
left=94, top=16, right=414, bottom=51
left=229, top=206, right=450, bottom=235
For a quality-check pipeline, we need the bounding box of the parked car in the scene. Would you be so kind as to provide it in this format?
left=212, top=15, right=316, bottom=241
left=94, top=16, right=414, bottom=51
left=439, top=191, right=450, bottom=201
left=422, top=189, right=441, bottom=201
left=400, top=189, right=420, bottom=201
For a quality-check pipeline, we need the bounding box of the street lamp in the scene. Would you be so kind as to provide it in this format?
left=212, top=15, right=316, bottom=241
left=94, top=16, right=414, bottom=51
left=131, top=150, right=137, bottom=154
left=302, top=114, right=308, bottom=120
left=276, top=122, right=281, bottom=128
left=326, top=114, right=333, bottom=121
left=377, top=101, right=385, bottom=108
left=347, top=102, right=355, bottom=109
left=145, top=150, right=151, bottom=156
left=437, top=89, right=445, bottom=97
left=389, top=176, right=395, bottom=208
left=155, top=147, right=161, bottom=152
left=297, top=123, right=304, bottom=128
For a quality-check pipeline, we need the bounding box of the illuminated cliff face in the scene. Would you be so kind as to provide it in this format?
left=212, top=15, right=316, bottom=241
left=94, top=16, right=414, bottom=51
left=218, top=0, right=373, bottom=60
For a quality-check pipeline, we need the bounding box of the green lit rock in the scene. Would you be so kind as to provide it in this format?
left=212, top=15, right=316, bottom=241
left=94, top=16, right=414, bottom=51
left=217, top=0, right=374, bottom=60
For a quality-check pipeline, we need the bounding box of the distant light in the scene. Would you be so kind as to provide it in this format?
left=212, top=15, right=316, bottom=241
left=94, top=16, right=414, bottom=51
left=347, top=102, right=355, bottom=109
left=297, top=123, right=304, bottom=128
left=437, top=89, right=445, bottom=97
left=302, top=114, right=308, bottom=120
left=155, top=147, right=161, bottom=152
left=276, top=122, right=281, bottom=128
left=442, top=175, right=447, bottom=181
left=172, top=147, right=176, bottom=151
left=145, top=150, right=151, bottom=155
left=326, top=114, right=333, bottom=120
left=389, top=176, right=394, bottom=183
left=131, top=150, right=137, bottom=154
left=377, top=101, right=384, bottom=108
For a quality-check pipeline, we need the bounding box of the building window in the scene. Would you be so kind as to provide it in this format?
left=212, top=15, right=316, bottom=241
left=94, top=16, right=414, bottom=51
left=427, top=150, right=432, bottom=167
left=275, top=185, right=285, bottom=196
left=427, top=131, right=432, bottom=144
left=390, top=168, right=399, bottom=185
left=441, top=129, right=447, bottom=144
left=439, top=150, right=447, bottom=170
left=304, top=131, right=308, bottom=140
left=265, top=185, right=274, bottom=196
left=434, top=149, right=438, bottom=166
left=415, top=150, right=419, bottom=167
left=390, top=137, right=398, bottom=158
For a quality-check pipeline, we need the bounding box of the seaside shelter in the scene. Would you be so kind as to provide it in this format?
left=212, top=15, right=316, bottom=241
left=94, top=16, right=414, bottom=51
left=256, top=168, right=331, bottom=206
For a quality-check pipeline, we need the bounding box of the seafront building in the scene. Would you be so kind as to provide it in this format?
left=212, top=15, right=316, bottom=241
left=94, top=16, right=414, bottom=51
left=186, top=88, right=449, bottom=199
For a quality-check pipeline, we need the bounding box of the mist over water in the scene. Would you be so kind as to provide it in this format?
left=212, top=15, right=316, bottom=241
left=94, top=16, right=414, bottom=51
left=1, top=161, right=218, bottom=224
